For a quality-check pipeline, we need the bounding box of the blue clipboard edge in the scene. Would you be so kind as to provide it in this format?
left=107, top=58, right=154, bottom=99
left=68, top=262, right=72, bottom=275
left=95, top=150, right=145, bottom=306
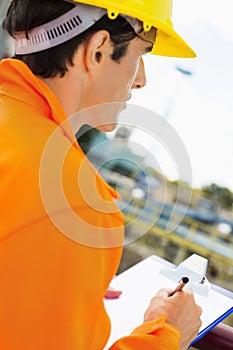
left=190, top=306, right=233, bottom=345
left=149, top=255, right=233, bottom=345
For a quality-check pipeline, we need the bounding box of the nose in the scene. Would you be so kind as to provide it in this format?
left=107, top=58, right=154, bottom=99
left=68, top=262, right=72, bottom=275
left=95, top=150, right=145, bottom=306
left=132, top=58, right=146, bottom=89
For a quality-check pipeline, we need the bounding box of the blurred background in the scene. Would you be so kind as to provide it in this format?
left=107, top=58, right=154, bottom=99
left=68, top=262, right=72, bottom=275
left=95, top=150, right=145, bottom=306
left=1, top=0, right=232, bottom=329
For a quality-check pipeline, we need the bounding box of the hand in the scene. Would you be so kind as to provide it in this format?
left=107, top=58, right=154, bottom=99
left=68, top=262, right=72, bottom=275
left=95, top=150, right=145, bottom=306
left=144, top=287, right=202, bottom=350
left=104, top=286, right=122, bottom=299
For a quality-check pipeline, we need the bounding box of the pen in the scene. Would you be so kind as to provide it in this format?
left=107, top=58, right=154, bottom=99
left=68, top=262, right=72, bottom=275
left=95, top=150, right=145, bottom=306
left=168, top=276, right=189, bottom=297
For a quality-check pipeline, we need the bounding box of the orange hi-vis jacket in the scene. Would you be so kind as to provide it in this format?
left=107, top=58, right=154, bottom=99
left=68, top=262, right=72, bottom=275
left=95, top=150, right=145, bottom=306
left=0, top=59, right=180, bottom=350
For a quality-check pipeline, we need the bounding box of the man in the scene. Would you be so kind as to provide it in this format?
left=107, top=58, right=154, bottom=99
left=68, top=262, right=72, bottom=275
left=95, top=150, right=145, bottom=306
left=0, top=1, right=202, bottom=349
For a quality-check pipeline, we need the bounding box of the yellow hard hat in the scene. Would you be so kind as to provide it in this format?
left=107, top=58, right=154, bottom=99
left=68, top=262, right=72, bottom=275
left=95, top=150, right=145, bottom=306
left=72, top=0, right=196, bottom=58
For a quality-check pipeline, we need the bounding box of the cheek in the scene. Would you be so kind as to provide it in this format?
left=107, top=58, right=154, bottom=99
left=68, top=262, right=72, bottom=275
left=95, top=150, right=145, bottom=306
left=97, top=57, right=141, bottom=101
left=116, top=63, right=140, bottom=95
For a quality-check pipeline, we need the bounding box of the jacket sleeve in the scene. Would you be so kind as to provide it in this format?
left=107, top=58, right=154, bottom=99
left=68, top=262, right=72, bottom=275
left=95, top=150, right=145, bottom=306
left=108, top=315, right=181, bottom=350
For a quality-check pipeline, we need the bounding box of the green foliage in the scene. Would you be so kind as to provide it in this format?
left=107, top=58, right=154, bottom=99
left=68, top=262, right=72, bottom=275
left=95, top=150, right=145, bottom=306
left=202, top=183, right=233, bottom=210
left=170, top=179, right=191, bottom=189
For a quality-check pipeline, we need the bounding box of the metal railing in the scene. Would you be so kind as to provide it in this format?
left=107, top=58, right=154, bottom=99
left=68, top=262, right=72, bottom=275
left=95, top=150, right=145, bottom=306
left=118, top=191, right=233, bottom=267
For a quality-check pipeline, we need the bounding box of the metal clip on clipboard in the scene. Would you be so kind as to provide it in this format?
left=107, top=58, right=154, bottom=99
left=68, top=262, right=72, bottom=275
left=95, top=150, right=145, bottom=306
left=160, top=254, right=211, bottom=297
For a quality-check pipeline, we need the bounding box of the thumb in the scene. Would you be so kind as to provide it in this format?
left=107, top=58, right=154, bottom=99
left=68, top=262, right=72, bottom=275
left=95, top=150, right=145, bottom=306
left=104, top=286, right=122, bottom=299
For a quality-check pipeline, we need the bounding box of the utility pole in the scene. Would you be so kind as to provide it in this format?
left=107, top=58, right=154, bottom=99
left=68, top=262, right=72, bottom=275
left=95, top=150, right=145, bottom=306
left=163, top=66, right=193, bottom=121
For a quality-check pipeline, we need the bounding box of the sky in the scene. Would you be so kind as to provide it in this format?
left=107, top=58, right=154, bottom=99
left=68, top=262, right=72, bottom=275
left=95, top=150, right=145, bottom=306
left=129, top=0, right=233, bottom=192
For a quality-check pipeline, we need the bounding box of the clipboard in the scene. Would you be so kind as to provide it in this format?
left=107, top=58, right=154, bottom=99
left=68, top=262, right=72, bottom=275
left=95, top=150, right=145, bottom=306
left=104, top=254, right=233, bottom=349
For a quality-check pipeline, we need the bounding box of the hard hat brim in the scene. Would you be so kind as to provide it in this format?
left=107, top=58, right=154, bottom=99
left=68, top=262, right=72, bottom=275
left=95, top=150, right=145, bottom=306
left=150, top=18, right=196, bottom=58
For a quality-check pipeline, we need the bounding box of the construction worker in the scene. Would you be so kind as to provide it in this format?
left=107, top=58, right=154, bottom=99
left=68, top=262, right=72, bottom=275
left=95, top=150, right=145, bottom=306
left=0, top=1, right=202, bottom=349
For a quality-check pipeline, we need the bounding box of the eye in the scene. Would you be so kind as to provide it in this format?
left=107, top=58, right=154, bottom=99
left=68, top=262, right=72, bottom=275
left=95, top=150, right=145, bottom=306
left=144, top=44, right=153, bottom=54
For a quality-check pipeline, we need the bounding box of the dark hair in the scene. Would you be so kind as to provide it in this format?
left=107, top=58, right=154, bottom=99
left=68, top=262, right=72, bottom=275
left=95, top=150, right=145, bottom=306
left=3, top=0, right=137, bottom=77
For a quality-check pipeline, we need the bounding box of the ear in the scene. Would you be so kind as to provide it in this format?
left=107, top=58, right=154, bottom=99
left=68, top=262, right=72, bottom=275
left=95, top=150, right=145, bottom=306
left=84, top=30, right=111, bottom=74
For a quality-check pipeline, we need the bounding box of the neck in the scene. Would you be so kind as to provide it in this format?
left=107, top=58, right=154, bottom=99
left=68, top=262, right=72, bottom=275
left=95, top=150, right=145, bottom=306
left=41, top=73, right=83, bottom=117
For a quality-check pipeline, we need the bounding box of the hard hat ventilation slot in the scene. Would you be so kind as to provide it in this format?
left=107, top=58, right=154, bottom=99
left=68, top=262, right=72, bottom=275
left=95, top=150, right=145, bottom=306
left=14, top=4, right=106, bottom=54
left=31, top=15, right=84, bottom=45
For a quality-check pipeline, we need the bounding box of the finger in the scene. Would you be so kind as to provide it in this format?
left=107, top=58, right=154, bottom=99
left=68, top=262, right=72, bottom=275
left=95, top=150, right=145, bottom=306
left=171, top=285, right=194, bottom=297
left=104, top=286, right=122, bottom=299
left=154, top=288, right=171, bottom=297
left=182, top=285, right=194, bottom=294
